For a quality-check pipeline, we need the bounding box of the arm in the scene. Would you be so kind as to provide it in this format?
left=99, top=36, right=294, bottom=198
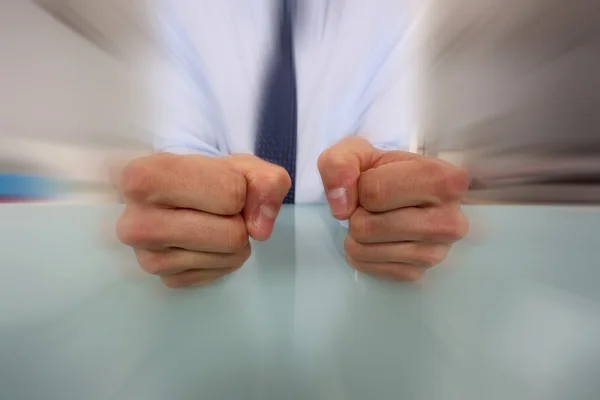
left=356, top=11, right=417, bottom=152
left=333, top=12, right=417, bottom=228
left=147, top=3, right=225, bottom=157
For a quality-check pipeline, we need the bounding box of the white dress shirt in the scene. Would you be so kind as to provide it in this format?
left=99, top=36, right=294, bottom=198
left=150, top=0, right=416, bottom=203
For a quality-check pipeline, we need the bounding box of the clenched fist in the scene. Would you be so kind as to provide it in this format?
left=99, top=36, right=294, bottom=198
left=117, top=153, right=291, bottom=288
left=318, top=137, right=469, bottom=281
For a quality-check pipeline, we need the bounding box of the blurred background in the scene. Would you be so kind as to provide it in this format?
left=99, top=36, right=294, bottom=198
left=1, top=0, right=599, bottom=203
left=0, top=0, right=154, bottom=203
left=417, top=0, right=600, bottom=203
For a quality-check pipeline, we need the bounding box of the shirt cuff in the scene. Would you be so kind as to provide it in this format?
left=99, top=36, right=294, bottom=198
left=158, top=146, right=223, bottom=157
left=372, top=142, right=407, bottom=152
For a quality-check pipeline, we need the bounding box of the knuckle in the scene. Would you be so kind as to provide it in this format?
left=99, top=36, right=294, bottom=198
left=317, top=144, right=361, bottom=192
left=418, top=246, right=449, bottom=268
left=317, top=148, right=346, bottom=174
left=116, top=207, right=163, bottom=247
left=348, top=208, right=372, bottom=242
left=257, top=165, right=292, bottom=194
left=161, top=273, right=220, bottom=289
left=427, top=162, right=450, bottom=195
left=136, top=251, right=171, bottom=275
left=435, top=164, right=470, bottom=199
left=399, top=268, right=425, bottom=282
left=225, top=215, right=249, bottom=252
left=118, top=156, right=159, bottom=200
left=161, top=276, right=190, bottom=289
left=345, top=254, right=363, bottom=272
left=358, top=172, right=386, bottom=209
left=457, top=212, right=470, bottom=238
left=216, top=170, right=247, bottom=214
left=343, top=235, right=363, bottom=260
left=449, top=167, right=471, bottom=196
left=271, top=165, right=292, bottom=189
left=115, top=213, right=131, bottom=245
left=241, top=243, right=252, bottom=261
left=317, top=148, right=332, bottom=172
left=232, top=244, right=252, bottom=268
left=437, top=211, right=469, bottom=242
left=222, top=266, right=242, bottom=277
left=116, top=209, right=144, bottom=246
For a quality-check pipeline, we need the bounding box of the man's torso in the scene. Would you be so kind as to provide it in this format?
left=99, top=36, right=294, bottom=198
left=154, top=0, right=414, bottom=202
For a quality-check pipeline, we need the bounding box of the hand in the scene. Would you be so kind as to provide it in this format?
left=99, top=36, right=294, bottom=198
left=318, top=137, right=469, bottom=281
left=117, top=153, right=291, bottom=288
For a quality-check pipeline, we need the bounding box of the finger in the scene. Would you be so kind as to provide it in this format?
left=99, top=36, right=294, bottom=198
left=358, top=157, right=470, bottom=212
left=117, top=205, right=249, bottom=253
left=344, top=236, right=450, bottom=267
left=119, top=153, right=247, bottom=215
left=134, top=245, right=251, bottom=276
left=346, top=256, right=424, bottom=282
left=226, top=155, right=291, bottom=241
left=317, top=137, right=381, bottom=220
left=161, top=267, right=241, bottom=288
left=349, top=204, right=469, bottom=244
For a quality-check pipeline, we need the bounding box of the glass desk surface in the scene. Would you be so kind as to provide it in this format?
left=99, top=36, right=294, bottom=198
left=1, top=204, right=599, bottom=400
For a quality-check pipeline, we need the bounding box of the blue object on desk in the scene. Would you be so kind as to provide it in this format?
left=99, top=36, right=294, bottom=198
left=1, top=205, right=600, bottom=399
left=0, top=173, right=59, bottom=200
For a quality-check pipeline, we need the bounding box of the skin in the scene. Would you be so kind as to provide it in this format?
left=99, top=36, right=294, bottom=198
left=117, top=153, right=291, bottom=288
left=117, top=137, right=469, bottom=287
left=318, top=137, right=470, bottom=282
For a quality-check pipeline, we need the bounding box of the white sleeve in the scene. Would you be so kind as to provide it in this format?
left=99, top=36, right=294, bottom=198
left=356, top=9, right=417, bottom=152
left=146, top=2, right=225, bottom=157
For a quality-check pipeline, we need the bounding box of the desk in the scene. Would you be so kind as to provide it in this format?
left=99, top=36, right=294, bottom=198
left=1, top=205, right=600, bottom=400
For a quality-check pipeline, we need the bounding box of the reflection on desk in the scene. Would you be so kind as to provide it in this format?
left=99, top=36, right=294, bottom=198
left=1, top=205, right=600, bottom=400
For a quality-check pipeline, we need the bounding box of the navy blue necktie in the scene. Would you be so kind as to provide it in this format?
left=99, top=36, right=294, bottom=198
left=255, top=0, right=298, bottom=204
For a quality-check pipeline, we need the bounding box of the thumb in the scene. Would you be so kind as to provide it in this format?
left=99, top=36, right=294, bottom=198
left=226, top=154, right=291, bottom=241
left=317, top=137, right=380, bottom=220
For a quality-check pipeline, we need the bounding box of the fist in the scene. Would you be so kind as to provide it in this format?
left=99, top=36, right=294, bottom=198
left=318, top=137, right=469, bottom=281
left=117, top=153, right=291, bottom=288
